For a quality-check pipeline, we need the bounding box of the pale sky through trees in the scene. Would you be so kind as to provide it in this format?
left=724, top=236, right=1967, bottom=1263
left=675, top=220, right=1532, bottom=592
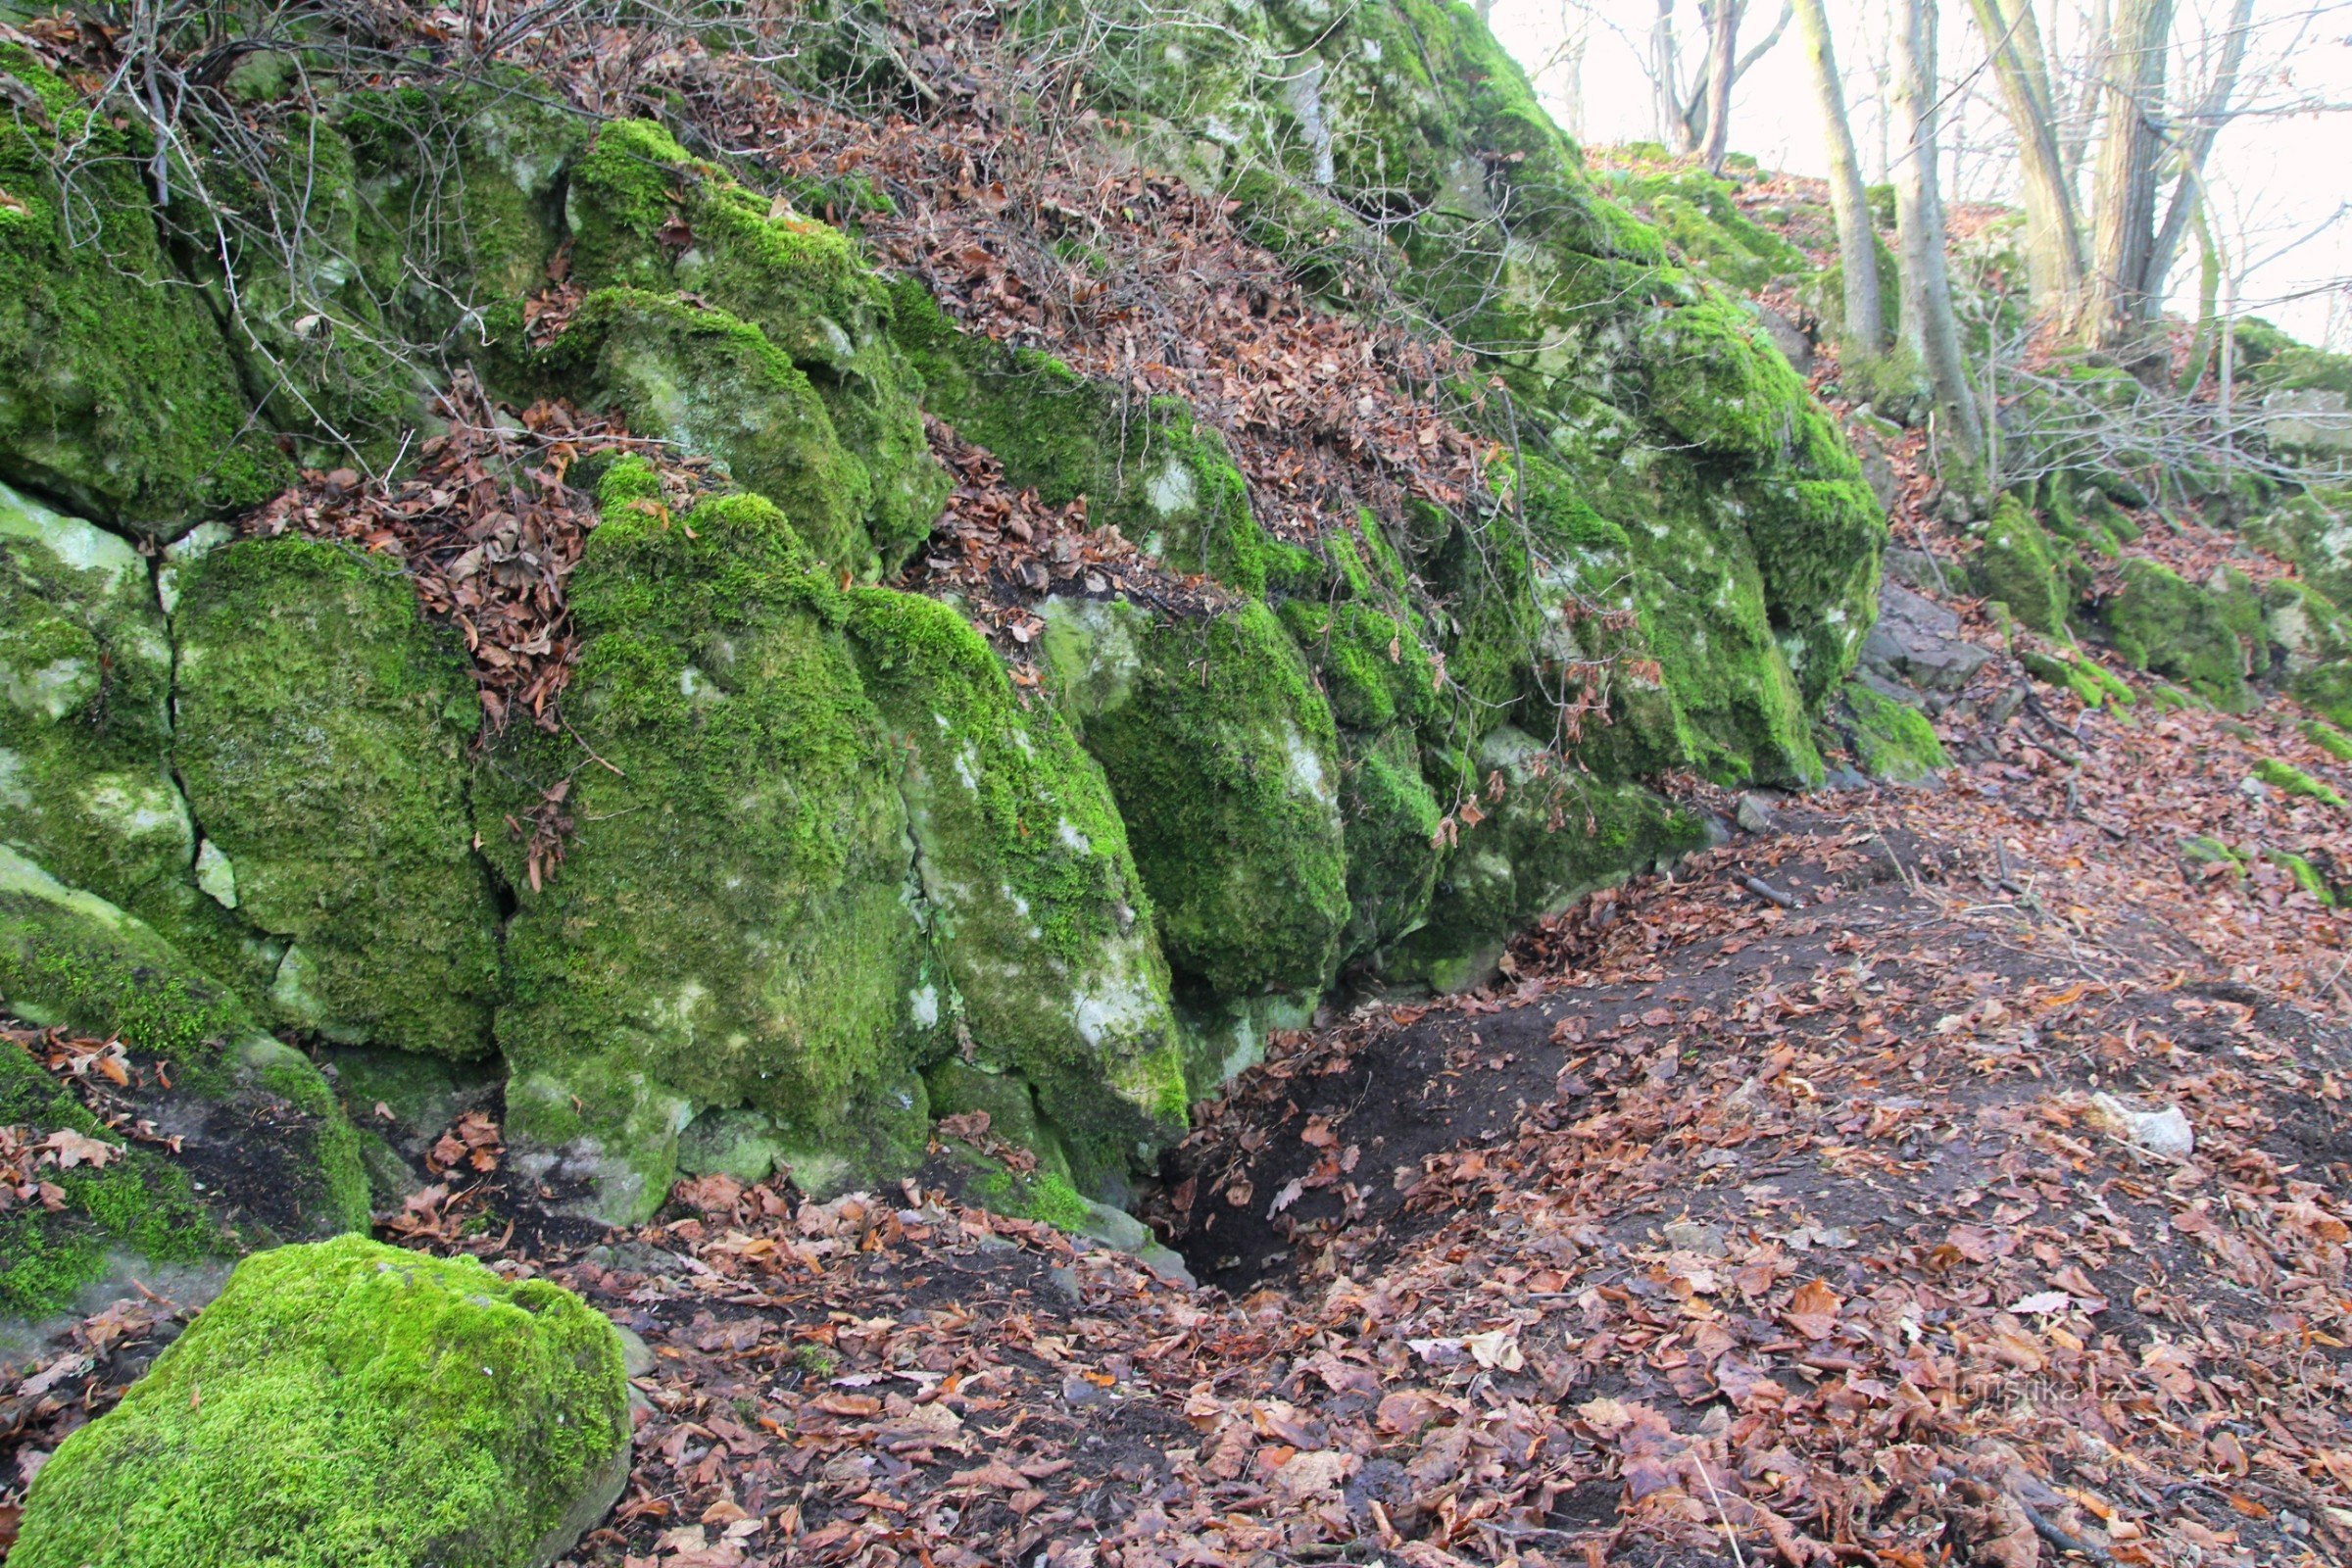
left=1488, top=0, right=2352, bottom=346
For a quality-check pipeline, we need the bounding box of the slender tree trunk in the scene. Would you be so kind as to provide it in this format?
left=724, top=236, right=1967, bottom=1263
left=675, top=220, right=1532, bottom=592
left=1889, top=0, right=1985, bottom=459
left=2084, top=0, right=2177, bottom=353
left=1965, top=0, right=2087, bottom=319
left=1700, top=0, right=1741, bottom=172
left=2063, top=0, right=2109, bottom=182
left=1790, top=0, right=1886, bottom=362
left=2143, top=0, right=2256, bottom=311
left=1653, top=0, right=1696, bottom=150
left=1554, top=0, right=1592, bottom=140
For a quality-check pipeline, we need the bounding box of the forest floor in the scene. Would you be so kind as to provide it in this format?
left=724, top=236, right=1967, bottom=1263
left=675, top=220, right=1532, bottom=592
left=1, top=6, right=2348, bottom=1556
left=8, top=655, right=2352, bottom=1568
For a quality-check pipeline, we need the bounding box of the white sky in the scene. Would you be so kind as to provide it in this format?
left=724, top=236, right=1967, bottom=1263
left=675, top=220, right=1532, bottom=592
left=1486, top=0, right=2352, bottom=345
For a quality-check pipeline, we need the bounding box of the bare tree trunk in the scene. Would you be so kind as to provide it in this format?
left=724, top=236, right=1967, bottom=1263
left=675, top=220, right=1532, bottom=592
left=2143, top=0, right=2256, bottom=310
left=1554, top=0, right=1592, bottom=140
left=1700, top=0, right=1741, bottom=172
left=1653, top=0, right=1696, bottom=150
left=2063, top=0, right=2109, bottom=182
left=1889, top=0, right=1985, bottom=459
left=1791, top=0, right=1886, bottom=362
left=2084, top=0, right=2177, bottom=353
left=1965, top=0, right=2087, bottom=319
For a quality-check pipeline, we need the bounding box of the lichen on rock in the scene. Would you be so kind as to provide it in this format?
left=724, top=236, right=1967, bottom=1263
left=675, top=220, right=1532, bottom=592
left=1042, top=596, right=1350, bottom=1002
left=10, top=1234, right=631, bottom=1568
left=845, top=588, right=1188, bottom=1187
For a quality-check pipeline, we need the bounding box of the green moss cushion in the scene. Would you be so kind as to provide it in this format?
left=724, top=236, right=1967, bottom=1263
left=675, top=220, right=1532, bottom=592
left=12, top=1235, right=631, bottom=1568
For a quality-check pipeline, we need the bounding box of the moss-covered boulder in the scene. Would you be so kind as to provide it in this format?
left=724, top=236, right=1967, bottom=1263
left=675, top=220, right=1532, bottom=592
left=1838, top=681, right=1947, bottom=783
left=553, top=121, right=947, bottom=574
left=1974, top=497, right=2072, bottom=636
left=845, top=590, right=1187, bottom=1186
left=0, top=48, right=292, bottom=532
left=1042, top=596, right=1350, bottom=1001
left=1389, top=726, right=1707, bottom=992
left=888, top=282, right=1273, bottom=591
left=0, top=846, right=367, bottom=1335
left=480, top=463, right=936, bottom=1222
left=0, top=483, right=257, bottom=978
left=2099, top=558, right=2258, bottom=711
left=173, top=536, right=503, bottom=1057
left=11, top=1235, right=630, bottom=1568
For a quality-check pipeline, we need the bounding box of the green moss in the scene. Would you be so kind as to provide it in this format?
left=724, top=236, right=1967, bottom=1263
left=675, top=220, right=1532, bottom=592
left=2180, top=835, right=2244, bottom=873
left=1974, top=497, right=2071, bottom=637
left=540, top=288, right=882, bottom=572
left=2266, top=849, right=2335, bottom=905
left=173, top=537, right=503, bottom=1057
left=844, top=588, right=1187, bottom=1185
left=1840, top=682, right=1945, bottom=782
left=888, top=283, right=1272, bottom=592
left=1336, top=724, right=1443, bottom=957
left=0, top=844, right=251, bottom=1061
left=1389, top=726, right=1709, bottom=990
left=0, top=47, right=292, bottom=530
left=480, top=466, right=930, bottom=1222
left=2100, top=558, right=2256, bottom=711
left=558, top=124, right=948, bottom=571
left=0, top=1040, right=226, bottom=1319
left=2304, top=719, right=2352, bottom=762
left=1617, top=169, right=1809, bottom=292
left=0, top=483, right=266, bottom=985
left=340, top=74, right=584, bottom=352
left=12, top=1235, right=630, bottom=1568
left=1043, top=598, right=1349, bottom=999
left=564, top=116, right=691, bottom=285
left=2253, top=757, right=2347, bottom=809
left=2019, top=649, right=2133, bottom=710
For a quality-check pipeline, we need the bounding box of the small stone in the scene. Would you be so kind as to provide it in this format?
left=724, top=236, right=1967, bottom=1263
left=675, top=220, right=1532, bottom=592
left=1661, top=1219, right=1728, bottom=1256
left=1735, top=794, right=1778, bottom=835
left=2087, top=1093, right=2195, bottom=1158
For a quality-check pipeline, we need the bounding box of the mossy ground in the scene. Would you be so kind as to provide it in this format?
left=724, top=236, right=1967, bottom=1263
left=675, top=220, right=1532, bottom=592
left=11, top=1234, right=630, bottom=1568
left=0, top=1039, right=225, bottom=1319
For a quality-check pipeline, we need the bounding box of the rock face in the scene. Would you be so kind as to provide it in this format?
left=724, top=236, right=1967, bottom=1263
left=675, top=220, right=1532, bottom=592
left=0, top=0, right=1907, bottom=1242
left=10, top=1235, right=631, bottom=1568
left=480, top=466, right=937, bottom=1221
left=1860, top=581, right=1990, bottom=695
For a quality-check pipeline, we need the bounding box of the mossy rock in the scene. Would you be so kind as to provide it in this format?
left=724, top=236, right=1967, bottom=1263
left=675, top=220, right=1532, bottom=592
left=2099, top=558, right=2256, bottom=712
left=1974, top=497, right=2071, bottom=637
left=561, top=122, right=948, bottom=572
left=541, top=288, right=887, bottom=575
left=0, top=482, right=263, bottom=985
left=0, top=847, right=368, bottom=1334
left=11, top=1235, right=631, bottom=1568
left=1041, top=596, right=1349, bottom=1001
left=480, top=464, right=936, bottom=1222
left=2252, top=757, right=2346, bottom=809
left=1519, top=446, right=1823, bottom=787
left=0, top=47, right=292, bottom=532
left=888, top=283, right=1273, bottom=593
left=1388, top=725, right=1708, bottom=991
left=2260, top=577, right=2352, bottom=675
left=173, top=536, right=504, bottom=1058
left=1838, top=681, right=1945, bottom=783
left=844, top=588, right=1188, bottom=1188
